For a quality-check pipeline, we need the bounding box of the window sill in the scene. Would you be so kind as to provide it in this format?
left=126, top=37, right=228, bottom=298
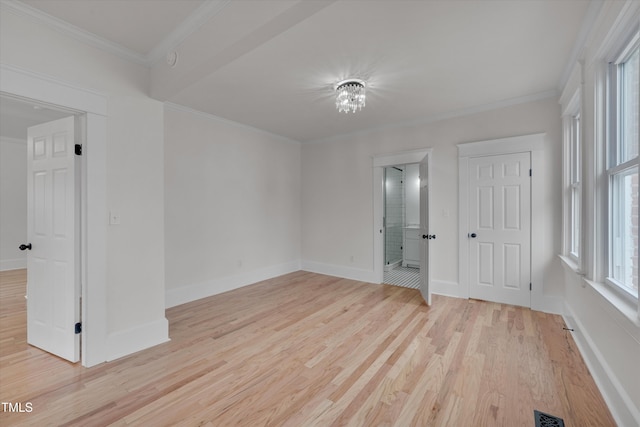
left=584, top=279, right=640, bottom=329
left=559, top=255, right=640, bottom=338
left=558, top=254, right=582, bottom=275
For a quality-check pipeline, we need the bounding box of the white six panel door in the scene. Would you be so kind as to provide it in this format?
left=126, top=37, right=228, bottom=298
left=468, top=152, right=531, bottom=307
left=27, top=116, right=80, bottom=362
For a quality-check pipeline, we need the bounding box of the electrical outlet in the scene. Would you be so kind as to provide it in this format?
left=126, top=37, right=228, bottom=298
left=109, top=210, right=121, bottom=225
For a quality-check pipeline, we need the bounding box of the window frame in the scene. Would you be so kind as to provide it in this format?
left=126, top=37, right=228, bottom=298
left=561, top=73, right=582, bottom=269
left=604, top=31, right=639, bottom=302
left=569, top=113, right=582, bottom=262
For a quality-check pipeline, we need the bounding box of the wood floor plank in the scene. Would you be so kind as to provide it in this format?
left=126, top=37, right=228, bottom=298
left=0, top=269, right=616, bottom=426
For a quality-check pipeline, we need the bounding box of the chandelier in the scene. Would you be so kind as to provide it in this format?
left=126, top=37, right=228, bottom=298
left=335, top=78, right=366, bottom=113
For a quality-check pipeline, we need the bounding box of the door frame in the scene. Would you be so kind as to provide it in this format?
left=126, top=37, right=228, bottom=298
left=458, top=133, right=547, bottom=309
left=373, top=148, right=432, bottom=285
left=1, top=64, right=108, bottom=367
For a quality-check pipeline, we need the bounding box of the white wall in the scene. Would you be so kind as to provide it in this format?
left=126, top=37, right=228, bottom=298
left=1, top=9, right=167, bottom=361
left=0, top=138, right=27, bottom=271
left=302, top=97, right=563, bottom=300
left=164, top=106, right=302, bottom=307
left=405, top=163, right=419, bottom=226
left=559, top=1, right=640, bottom=425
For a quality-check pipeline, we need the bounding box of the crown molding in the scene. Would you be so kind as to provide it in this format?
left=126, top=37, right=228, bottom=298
left=1, top=0, right=147, bottom=65
left=558, top=0, right=604, bottom=91
left=1, top=0, right=232, bottom=67
left=306, top=89, right=558, bottom=144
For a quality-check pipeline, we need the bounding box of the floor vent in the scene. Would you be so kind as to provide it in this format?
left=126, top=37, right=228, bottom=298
left=534, top=410, right=565, bottom=427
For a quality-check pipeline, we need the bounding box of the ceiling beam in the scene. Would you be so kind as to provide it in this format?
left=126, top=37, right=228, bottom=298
left=149, top=0, right=337, bottom=102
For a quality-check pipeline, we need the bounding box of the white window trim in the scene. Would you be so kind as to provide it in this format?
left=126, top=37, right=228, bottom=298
left=605, top=34, right=639, bottom=303
left=560, top=63, right=583, bottom=270
left=591, top=17, right=640, bottom=320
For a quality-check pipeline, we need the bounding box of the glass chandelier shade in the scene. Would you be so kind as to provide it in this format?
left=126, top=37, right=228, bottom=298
left=335, top=79, right=366, bottom=113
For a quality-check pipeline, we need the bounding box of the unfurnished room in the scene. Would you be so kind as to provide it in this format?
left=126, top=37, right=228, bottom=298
left=0, top=0, right=638, bottom=426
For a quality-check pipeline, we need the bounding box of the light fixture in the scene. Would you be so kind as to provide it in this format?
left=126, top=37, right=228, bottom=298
left=335, top=78, right=366, bottom=113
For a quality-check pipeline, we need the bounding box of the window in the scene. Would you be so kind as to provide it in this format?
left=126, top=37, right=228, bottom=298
left=607, top=33, right=639, bottom=300
left=569, top=114, right=581, bottom=261
left=561, top=69, right=581, bottom=266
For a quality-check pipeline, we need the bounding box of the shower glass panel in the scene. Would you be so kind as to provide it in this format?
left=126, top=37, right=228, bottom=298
left=384, top=166, right=405, bottom=266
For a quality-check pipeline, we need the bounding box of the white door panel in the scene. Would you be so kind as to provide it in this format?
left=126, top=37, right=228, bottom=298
left=419, top=153, right=431, bottom=305
left=27, top=116, right=80, bottom=362
left=468, top=152, right=530, bottom=307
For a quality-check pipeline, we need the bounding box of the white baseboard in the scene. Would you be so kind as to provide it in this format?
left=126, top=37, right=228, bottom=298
left=563, top=304, right=640, bottom=427
left=301, top=260, right=377, bottom=283
left=106, top=317, right=170, bottom=362
left=0, top=258, right=26, bottom=271
left=431, top=279, right=465, bottom=299
left=300, top=263, right=466, bottom=302
left=166, top=260, right=301, bottom=308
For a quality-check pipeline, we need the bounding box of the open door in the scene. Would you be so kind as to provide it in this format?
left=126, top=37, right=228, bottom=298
left=419, top=153, right=432, bottom=305
left=25, top=116, right=80, bottom=362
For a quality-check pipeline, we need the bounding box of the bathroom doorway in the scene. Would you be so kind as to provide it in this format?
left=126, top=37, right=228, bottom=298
left=383, top=163, right=420, bottom=289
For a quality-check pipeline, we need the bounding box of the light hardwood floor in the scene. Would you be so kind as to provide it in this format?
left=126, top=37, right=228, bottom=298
left=0, top=269, right=615, bottom=426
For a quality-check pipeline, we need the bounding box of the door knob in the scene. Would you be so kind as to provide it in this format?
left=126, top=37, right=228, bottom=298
left=468, top=233, right=477, bottom=238
left=19, top=243, right=32, bottom=251
left=422, top=235, right=436, bottom=240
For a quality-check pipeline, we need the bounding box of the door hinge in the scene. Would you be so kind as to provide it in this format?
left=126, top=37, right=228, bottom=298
left=529, top=283, right=532, bottom=291
left=75, top=144, right=82, bottom=156
left=74, top=322, right=82, bottom=334
left=529, top=169, right=532, bottom=177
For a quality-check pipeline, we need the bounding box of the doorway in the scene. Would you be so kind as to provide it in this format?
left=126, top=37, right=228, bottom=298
left=0, top=95, right=82, bottom=362
left=383, top=164, right=420, bottom=289
left=458, top=133, right=545, bottom=309
left=373, top=148, right=433, bottom=305
left=1, top=64, right=109, bottom=366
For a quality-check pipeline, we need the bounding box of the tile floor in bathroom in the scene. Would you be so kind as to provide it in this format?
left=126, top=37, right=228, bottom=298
left=383, top=265, right=420, bottom=289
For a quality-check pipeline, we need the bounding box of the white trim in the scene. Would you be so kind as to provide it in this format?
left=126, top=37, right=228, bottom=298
left=458, top=133, right=546, bottom=310
left=301, top=260, right=376, bottom=285
left=82, top=112, right=108, bottom=367
left=307, top=91, right=557, bottom=145
left=0, top=63, right=108, bottom=367
left=166, top=260, right=301, bottom=308
left=557, top=0, right=603, bottom=90
left=0, top=259, right=26, bottom=271
left=559, top=62, right=582, bottom=116
left=430, top=279, right=465, bottom=299
left=590, top=0, right=640, bottom=65
left=372, top=148, right=433, bottom=168
left=0, top=136, right=26, bottom=145
left=1, top=64, right=107, bottom=116
left=147, top=0, right=232, bottom=65
left=0, top=0, right=233, bottom=67
left=560, top=71, right=583, bottom=269
left=457, top=133, right=545, bottom=157
left=106, top=317, right=170, bottom=362
left=1, top=0, right=146, bottom=65
left=563, top=304, right=640, bottom=427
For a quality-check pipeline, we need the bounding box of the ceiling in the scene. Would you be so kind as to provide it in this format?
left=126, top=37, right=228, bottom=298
left=7, top=0, right=594, bottom=143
